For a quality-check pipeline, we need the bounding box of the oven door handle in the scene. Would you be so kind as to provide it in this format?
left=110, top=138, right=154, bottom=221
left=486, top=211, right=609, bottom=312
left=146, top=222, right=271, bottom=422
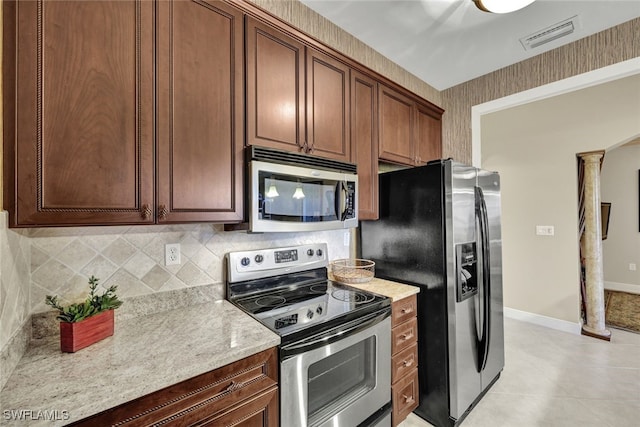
left=280, top=308, right=390, bottom=358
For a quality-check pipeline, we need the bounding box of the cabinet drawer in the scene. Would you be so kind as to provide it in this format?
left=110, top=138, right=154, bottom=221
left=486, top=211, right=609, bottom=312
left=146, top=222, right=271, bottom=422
left=392, top=342, right=418, bottom=383
left=196, top=386, right=278, bottom=427
left=392, top=295, right=417, bottom=327
left=392, top=367, right=419, bottom=426
left=391, top=317, right=417, bottom=355
left=71, top=347, right=278, bottom=426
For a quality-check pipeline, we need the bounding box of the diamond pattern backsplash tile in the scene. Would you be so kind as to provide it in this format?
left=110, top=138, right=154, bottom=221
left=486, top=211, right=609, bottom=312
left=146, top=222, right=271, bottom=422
left=27, top=223, right=350, bottom=313
left=0, top=212, right=30, bottom=351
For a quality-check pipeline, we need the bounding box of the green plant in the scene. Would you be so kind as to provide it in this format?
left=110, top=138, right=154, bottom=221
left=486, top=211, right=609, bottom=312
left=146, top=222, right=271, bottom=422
left=45, top=276, right=123, bottom=323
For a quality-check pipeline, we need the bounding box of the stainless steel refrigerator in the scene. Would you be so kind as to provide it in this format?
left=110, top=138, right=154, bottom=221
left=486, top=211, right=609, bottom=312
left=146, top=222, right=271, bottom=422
left=360, top=159, right=504, bottom=427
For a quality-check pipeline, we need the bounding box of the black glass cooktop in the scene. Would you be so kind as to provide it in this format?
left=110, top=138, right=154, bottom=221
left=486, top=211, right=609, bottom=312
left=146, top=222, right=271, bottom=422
left=228, top=271, right=389, bottom=337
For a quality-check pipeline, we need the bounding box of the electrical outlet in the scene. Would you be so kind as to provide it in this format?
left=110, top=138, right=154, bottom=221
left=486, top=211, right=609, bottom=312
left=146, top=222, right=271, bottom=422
left=165, top=243, right=181, bottom=266
left=630, top=263, right=637, bottom=271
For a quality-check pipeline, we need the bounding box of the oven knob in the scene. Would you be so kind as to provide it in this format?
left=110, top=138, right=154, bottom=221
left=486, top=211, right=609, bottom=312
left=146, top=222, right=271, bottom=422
left=307, top=249, right=314, bottom=257
left=254, top=254, right=264, bottom=263
left=240, top=257, right=250, bottom=267
left=316, top=306, right=323, bottom=315
left=316, top=248, right=323, bottom=257
left=306, top=309, right=314, bottom=319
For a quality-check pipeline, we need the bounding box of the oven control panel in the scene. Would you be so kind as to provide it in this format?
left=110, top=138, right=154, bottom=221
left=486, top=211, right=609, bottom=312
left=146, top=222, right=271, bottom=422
left=260, top=299, right=328, bottom=332
left=226, top=243, right=329, bottom=283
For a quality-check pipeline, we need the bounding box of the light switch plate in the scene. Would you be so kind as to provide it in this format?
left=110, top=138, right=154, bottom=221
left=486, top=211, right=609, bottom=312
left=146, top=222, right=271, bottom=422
left=536, top=225, right=554, bottom=236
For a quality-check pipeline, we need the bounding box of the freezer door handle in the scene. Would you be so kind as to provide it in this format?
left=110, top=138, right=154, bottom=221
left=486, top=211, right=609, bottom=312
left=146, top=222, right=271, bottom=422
left=475, top=185, right=491, bottom=372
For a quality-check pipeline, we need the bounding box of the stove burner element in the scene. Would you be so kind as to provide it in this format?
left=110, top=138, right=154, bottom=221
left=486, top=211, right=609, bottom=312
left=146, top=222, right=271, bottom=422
left=310, top=284, right=328, bottom=294
left=331, top=289, right=375, bottom=304
left=255, top=295, right=286, bottom=308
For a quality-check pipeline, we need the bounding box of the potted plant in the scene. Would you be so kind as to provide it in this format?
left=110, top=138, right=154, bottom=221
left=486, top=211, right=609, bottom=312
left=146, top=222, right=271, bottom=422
left=45, top=275, right=123, bottom=353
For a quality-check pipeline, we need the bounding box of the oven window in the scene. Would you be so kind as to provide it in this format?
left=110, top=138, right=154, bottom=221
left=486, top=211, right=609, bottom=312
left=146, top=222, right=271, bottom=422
left=259, top=171, right=339, bottom=222
left=307, top=336, right=376, bottom=424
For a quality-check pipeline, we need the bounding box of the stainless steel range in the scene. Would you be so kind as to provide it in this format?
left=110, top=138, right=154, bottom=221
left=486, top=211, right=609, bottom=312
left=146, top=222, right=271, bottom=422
left=226, top=243, right=392, bottom=427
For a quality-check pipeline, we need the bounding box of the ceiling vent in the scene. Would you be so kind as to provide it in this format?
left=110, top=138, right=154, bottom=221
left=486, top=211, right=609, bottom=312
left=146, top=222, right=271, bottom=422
left=519, top=15, right=580, bottom=51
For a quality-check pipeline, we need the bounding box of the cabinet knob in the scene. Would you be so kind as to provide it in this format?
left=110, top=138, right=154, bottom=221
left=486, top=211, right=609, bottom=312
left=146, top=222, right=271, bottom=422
left=141, top=204, right=152, bottom=220
left=401, top=307, right=413, bottom=314
left=403, top=359, right=413, bottom=368
left=158, top=205, right=168, bottom=220
left=402, top=394, right=415, bottom=404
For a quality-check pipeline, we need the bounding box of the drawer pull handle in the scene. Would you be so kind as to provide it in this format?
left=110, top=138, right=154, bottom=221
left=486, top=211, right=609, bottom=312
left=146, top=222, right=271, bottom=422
left=224, top=381, right=244, bottom=392
left=401, top=307, right=413, bottom=314
left=403, top=359, right=413, bottom=368
left=402, top=394, right=415, bottom=404
left=400, top=333, right=413, bottom=341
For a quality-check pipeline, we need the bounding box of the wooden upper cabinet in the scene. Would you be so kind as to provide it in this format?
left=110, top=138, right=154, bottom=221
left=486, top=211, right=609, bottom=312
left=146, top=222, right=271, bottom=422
left=156, top=0, right=243, bottom=223
left=351, top=71, right=378, bottom=220
left=306, top=48, right=350, bottom=161
left=5, top=0, right=155, bottom=226
left=414, top=102, right=442, bottom=165
left=378, top=84, right=414, bottom=165
left=378, top=84, right=443, bottom=167
left=245, top=16, right=305, bottom=153
left=246, top=17, right=351, bottom=161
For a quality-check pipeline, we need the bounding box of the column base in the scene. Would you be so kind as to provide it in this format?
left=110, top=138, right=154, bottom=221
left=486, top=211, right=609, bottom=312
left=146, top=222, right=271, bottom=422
left=581, top=324, right=611, bottom=341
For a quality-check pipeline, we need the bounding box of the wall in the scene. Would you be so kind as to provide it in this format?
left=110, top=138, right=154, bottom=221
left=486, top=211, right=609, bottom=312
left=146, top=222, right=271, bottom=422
left=442, top=17, right=640, bottom=164
left=480, top=75, right=640, bottom=323
left=601, top=144, right=640, bottom=292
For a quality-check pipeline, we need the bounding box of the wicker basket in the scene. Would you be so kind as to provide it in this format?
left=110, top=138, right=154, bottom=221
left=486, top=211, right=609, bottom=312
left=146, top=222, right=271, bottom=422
left=329, top=259, right=375, bottom=284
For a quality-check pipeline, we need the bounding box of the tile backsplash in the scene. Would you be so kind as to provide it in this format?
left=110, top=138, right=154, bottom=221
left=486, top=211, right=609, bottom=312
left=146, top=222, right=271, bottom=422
left=27, top=223, right=351, bottom=313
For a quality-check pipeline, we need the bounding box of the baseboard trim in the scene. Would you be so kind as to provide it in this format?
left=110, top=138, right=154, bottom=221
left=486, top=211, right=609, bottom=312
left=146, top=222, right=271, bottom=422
left=504, top=307, right=582, bottom=335
left=604, top=281, right=640, bottom=295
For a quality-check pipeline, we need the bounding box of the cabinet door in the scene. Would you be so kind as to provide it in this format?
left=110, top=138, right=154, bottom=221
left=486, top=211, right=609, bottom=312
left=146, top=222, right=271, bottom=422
left=351, top=71, right=378, bottom=220
left=378, top=84, right=414, bottom=165
left=156, top=0, right=243, bottom=223
left=246, top=16, right=305, bottom=153
left=8, top=0, right=154, bottom=226
left=414, top=103, right=442, bottom=165
left=306, top=48, right=350, bottom=161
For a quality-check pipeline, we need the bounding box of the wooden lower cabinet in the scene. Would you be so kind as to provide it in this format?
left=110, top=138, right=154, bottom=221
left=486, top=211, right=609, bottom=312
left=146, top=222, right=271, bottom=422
left=391, top=295, right=419, bottom=426
left=69, top=347, right=278, bottom=427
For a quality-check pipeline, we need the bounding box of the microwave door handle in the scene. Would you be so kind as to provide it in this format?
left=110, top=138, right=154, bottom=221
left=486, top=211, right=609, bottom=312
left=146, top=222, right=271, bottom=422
left=338, top=181, right=348, bottom=220
left=335, top=181, right=345, bottom=220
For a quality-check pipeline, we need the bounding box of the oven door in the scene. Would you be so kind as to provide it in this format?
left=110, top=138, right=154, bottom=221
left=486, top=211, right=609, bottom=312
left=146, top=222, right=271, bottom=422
left=250, top=160, right=358, bottom=232
left=280, top=309, right=391, bottom=427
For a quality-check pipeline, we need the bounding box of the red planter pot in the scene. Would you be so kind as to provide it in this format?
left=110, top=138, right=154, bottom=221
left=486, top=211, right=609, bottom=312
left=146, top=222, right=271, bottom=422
left=59, top=309, right=115, bottom=353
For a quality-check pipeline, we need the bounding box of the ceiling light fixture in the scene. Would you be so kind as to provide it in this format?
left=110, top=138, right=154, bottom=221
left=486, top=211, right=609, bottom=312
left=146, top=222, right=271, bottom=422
left=473, top=0, right=536, bottom=14
left=292, top=185, right=305, bottom=200
left=265, top=181, right=279, bottom=198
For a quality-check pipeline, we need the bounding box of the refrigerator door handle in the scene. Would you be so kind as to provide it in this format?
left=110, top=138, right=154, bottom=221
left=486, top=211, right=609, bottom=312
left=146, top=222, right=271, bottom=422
left=475, top=185, right=491, bottom=372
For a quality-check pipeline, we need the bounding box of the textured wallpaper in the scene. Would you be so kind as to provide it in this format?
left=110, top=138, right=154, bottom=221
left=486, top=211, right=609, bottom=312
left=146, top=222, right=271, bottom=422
left=442, top=17, right=640, bottom=164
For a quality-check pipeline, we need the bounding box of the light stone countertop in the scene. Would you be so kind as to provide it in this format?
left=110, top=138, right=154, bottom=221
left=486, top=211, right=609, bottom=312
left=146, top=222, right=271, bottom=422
left=345, top=277, right=420, bottom=302
left=0, top=300, right=280, bottom=426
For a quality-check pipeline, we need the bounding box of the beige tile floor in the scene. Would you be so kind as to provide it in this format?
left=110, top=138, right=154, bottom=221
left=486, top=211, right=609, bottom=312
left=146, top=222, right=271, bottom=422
left=399, top=317, right=640, bottom=427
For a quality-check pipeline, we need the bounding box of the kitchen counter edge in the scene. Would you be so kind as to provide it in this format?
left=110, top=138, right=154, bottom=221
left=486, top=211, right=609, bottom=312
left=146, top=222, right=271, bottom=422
left=346, top=277, right=420, bottom=301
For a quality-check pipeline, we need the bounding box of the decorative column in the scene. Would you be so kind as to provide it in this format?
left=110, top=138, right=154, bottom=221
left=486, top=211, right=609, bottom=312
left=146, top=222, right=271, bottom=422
left=579, top=152, right=611, bottom=341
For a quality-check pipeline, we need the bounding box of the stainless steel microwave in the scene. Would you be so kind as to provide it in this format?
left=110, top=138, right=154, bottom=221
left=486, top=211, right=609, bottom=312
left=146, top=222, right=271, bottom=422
left=247, top=146, right=358, bottom=233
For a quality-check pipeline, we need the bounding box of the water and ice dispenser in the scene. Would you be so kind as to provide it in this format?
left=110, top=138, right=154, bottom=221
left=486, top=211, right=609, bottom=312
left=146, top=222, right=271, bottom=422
left=456, top=242, right=478, bottom=302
